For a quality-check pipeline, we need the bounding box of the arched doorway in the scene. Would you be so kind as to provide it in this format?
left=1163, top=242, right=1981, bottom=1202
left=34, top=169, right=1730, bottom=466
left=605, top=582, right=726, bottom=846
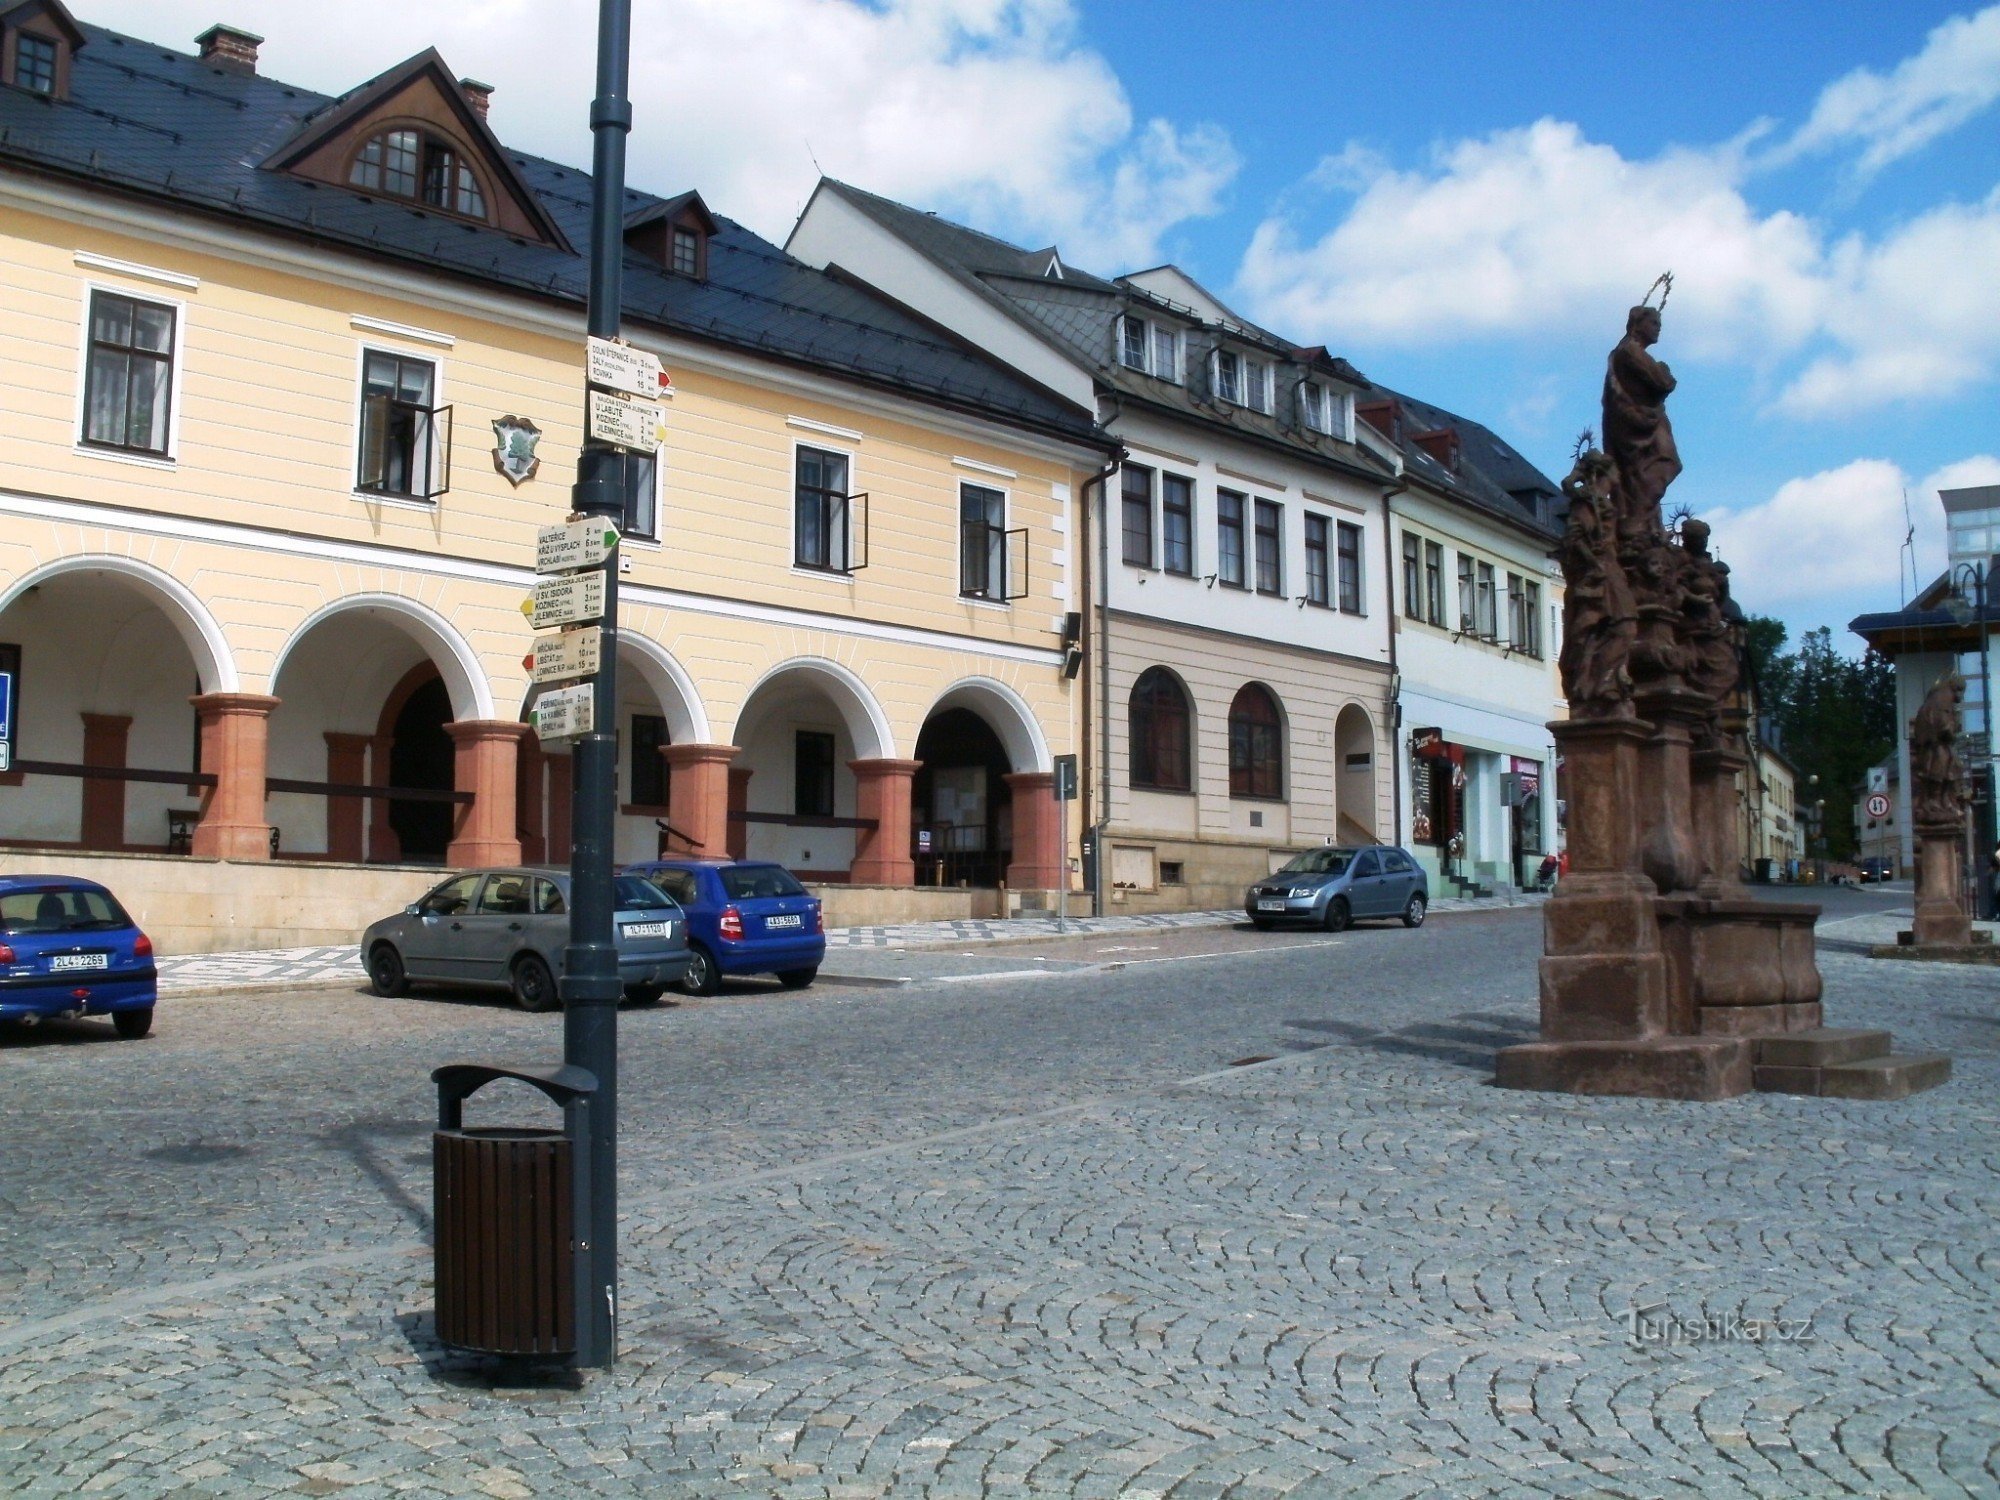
left=266, top=597, right=495, bottom=864
left=0, top=558, right=231, bottom=853
left=914, top=676, right=1059, bottom=892
left=384, top=670, right=454, bottom=861
left=913, top=707, right=1013, bottom=887
left=730, top=658, right=893, bottom=882
left=1335, top=703, right=1378, bottom=844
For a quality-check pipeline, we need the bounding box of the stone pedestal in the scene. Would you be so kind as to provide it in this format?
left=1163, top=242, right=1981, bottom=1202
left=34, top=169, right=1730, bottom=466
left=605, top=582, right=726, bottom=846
left=1497, top=716, right=1755, bottom=1100
left=1911, top=824, right=1971, bottom=947
left=1633, top=685, right=1706, bottom=896
left=190, top=693, right=280, bottom=860
left=663, top=743, right=739, bottom=858
left=1690, top=741, right=1748, bottom=898
left=444, top=720, right=528, bottom=866
left=848, top=758, right=922, bottom=886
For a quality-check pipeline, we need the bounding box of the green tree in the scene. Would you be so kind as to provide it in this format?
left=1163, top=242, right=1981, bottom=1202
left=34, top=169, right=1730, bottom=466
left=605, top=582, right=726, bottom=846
left=1750, top=623, right=1896, bottom=861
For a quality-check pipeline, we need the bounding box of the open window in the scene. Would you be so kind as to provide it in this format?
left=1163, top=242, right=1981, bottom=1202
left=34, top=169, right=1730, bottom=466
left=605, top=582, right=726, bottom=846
left=356, top=349, right=451, bottom=500
left=958, top=483, right=1026, bottom=602
left=794, top=445, right=867, bottom=574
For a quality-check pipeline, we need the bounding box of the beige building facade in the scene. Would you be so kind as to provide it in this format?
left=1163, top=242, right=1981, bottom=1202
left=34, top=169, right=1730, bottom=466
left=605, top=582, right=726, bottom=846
left=0, top=13, right=1109, bottom=946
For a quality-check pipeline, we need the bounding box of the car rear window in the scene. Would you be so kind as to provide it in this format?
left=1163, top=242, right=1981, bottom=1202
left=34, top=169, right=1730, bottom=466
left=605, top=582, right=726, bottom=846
left=644, top=869, right=700, bottom=906
left=0, top=887, right=132, bottom=933
left=719, top=866, right=807, bottom=900
left=612, top=875, right=673, bottom=910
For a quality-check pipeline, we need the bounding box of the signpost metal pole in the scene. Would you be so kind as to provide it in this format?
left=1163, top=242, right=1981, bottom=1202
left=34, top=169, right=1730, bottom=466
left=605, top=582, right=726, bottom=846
left=561, top=0, right=633, bottom=1370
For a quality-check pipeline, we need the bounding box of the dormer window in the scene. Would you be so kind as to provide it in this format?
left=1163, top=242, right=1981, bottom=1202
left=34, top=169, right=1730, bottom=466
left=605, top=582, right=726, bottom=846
left=671, top=227, right=699, bottom=277
left=2, top=0, right=83, bottom=101
left=349, top=128, right=488, bottom=220
left=13, top=30, right=51, bottom=91
left=1115, top=314, right=1181, bottom=384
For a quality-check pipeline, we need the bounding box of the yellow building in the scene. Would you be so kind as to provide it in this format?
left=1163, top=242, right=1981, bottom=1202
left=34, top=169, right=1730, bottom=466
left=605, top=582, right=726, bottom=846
left=0, top=7, right=1110, bottom=946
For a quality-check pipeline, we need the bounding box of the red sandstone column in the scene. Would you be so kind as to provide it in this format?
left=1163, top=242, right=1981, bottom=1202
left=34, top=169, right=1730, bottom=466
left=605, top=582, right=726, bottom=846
left=726, top=767, right=753, bottom=860
left=324, top=732, right=370, bottom=863
left=80, top=712, right=132, bottom=850
left=848, top=758, right=921, bottom=886
left=664, top=744, right=739, bottom=857
left=445, top=720, right=528, bottom=866
left=190, top=693, right=279, bottom=860
left=1004, top=771, right=1062, bottom=890
left=368, top=732, right=400, bottom=862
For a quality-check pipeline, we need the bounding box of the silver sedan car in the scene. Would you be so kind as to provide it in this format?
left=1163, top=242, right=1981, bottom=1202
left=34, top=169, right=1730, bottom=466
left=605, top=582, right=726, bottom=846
left=361, top=867, right=690, bottom=1010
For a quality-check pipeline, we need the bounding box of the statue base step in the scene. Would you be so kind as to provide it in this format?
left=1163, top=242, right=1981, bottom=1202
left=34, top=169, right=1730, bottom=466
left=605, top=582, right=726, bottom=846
left=1752, top=1027, right=1951, bottom=1099
left=1873, top=932, right=2000, bottom=965
left=1495, top=1036, right=1752, bottom=1100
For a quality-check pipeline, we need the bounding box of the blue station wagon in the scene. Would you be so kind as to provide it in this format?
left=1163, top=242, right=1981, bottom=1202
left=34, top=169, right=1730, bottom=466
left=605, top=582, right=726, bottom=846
left=0, top=875, right=157, bottom=1037
left=1245, top=846, right=1429, bottom=932
left=624, top=859, right=825, bottom=996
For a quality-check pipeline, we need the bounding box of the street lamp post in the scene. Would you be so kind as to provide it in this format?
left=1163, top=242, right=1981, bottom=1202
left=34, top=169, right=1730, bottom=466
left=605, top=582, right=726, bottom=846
left=562, top=0, right=634, bottom=1370
left=1942, top=561, right=1993, bottom=917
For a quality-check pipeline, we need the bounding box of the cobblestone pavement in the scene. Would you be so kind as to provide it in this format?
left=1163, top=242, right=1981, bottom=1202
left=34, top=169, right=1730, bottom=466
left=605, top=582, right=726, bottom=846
left=5, top=894, right=1997, bottom=1497
left=153, top=893, right=1547, bottom=996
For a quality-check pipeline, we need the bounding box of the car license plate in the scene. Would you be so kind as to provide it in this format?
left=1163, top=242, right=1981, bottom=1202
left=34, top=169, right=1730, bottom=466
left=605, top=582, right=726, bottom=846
left=622, top=921, right=670, bottom=938
left=49, top=953, right=108, bottom=971
left=765, top=914, right=803, bottom=930
left=1256, top=899, right=1286, bottom=913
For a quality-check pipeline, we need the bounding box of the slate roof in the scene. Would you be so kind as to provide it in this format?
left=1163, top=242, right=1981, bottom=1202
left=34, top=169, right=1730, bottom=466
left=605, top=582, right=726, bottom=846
left=817, top=179, right=1559, bottom=526
left=1355, top=382, right=1563, bottom=543
left=0, top=22, right=1102, bottom=445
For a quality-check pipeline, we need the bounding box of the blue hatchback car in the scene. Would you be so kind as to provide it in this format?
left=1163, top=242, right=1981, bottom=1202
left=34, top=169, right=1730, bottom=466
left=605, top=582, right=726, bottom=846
left=0, top=876, right=157, bottom=1037
left=624, top=859, right=825, bottom=995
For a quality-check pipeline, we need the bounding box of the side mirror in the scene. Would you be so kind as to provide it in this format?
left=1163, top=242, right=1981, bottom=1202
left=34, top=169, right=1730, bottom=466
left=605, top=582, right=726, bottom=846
left=404, top=904, right=420, bottom=916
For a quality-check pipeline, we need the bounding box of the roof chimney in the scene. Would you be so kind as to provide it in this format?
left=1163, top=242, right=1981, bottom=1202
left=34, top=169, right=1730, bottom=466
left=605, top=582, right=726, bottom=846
left=460, top=78, right=494, bottom=120
left=195, top=23, right=262, bottom=74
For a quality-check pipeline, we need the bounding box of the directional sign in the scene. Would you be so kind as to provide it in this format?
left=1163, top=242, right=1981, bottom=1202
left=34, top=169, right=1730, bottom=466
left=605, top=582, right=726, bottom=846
left=1865, top=793, right=1891, bottom=820
left=527, top=571, right=606, bottom=630
left=586, top=337, right=665, bottom=400
left=537, top=517, right=621, bottom=575
left=588, top=390, right=663, bottom=453
left=532, top=682, right=596, bottom=743
left=531, top=626, right=603, bottom=685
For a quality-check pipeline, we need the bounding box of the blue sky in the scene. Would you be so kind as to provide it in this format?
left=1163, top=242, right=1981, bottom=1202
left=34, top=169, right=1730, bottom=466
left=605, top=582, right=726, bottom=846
left=101, top=0, right=2000, bottom=649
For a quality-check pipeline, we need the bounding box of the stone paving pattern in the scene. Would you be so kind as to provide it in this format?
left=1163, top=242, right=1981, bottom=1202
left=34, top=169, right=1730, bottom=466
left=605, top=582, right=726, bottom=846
left=155, top=894, right=1548, bottom=996
left=3, top=888, right=1996, bottom=1496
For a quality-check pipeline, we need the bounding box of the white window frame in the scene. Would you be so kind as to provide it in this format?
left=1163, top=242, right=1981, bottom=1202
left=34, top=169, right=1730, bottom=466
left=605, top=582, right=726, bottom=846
left=1300, top=381, right=1328, bottom=434
left=791, top=438, right=859, bottom=580
left=1212, top=349, right=1242, bottom=405
left=1244, top=358, right=1273, bottom=414
left=1150, top=323, right=1181, bottom=384
left=350, top=341, right=448, bottom=507
left=958, top=478, right=1014, bottom=607
left=1118, top=314, right=1150, bottom=372
left=73, top=280, right=190, bottom=470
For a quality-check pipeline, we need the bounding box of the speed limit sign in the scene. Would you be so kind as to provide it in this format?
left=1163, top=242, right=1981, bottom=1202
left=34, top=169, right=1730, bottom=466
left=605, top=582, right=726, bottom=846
left=1865, top=793, right=1891, bottom=819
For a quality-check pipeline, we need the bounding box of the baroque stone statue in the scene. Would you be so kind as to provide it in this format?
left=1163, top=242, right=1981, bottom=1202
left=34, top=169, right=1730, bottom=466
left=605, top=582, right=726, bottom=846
left=1556, top=447, right=1636, bottom=716
left=1676, top=517, right=1739, bottom=738
left=1603, top=302, right=1681, bottom=520
left=1910, top=673, right=1969, bottom=828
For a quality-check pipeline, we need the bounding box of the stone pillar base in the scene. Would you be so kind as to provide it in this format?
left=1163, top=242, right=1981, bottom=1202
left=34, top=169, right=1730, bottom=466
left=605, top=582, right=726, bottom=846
left=1910, top=824, right=1971, bottom=946
left=445, top=720, right=528, bottom=867
left=1495, top=1036, right=1754, bottom=1100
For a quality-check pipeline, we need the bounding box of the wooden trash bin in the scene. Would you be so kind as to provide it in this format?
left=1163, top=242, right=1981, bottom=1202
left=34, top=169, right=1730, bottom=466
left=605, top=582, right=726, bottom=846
left=433, top=1126, right=575, bottom=1358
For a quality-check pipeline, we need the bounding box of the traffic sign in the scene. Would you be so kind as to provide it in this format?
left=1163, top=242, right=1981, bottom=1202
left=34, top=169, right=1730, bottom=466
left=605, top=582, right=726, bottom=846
left=527, top=571, right=606, bottom=630
left=532, top=682, right=596, bottom=743
left=587, top=390, right=662, bottom=452
left=1865, top=793, right=1891, bottom=820
left=585, top=337, right=664, bottom=400
left=531, top=626, right=603, bottom=685
left=538, top=517, right=621, bottom=575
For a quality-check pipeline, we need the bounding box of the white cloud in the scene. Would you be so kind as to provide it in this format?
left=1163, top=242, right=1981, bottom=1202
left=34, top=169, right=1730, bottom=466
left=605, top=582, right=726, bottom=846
left=1774, top=186, right=2000, bottom=416
left=1235, top=120, right=1825, bottom=363
left=1235, top=118, right=2000, bottom=417
left=1777, top=4, right=2000, bottom=174
left=1706, top=454, right=2000, bottom=611
left=80, top=0, right=1233, bottom=266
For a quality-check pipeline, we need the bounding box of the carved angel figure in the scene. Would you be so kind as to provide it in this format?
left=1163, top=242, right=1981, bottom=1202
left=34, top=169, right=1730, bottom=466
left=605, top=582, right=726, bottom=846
left=1677, top=518, right=1739, bottom=729
left=1556, top=448, right=1637, bottom=718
